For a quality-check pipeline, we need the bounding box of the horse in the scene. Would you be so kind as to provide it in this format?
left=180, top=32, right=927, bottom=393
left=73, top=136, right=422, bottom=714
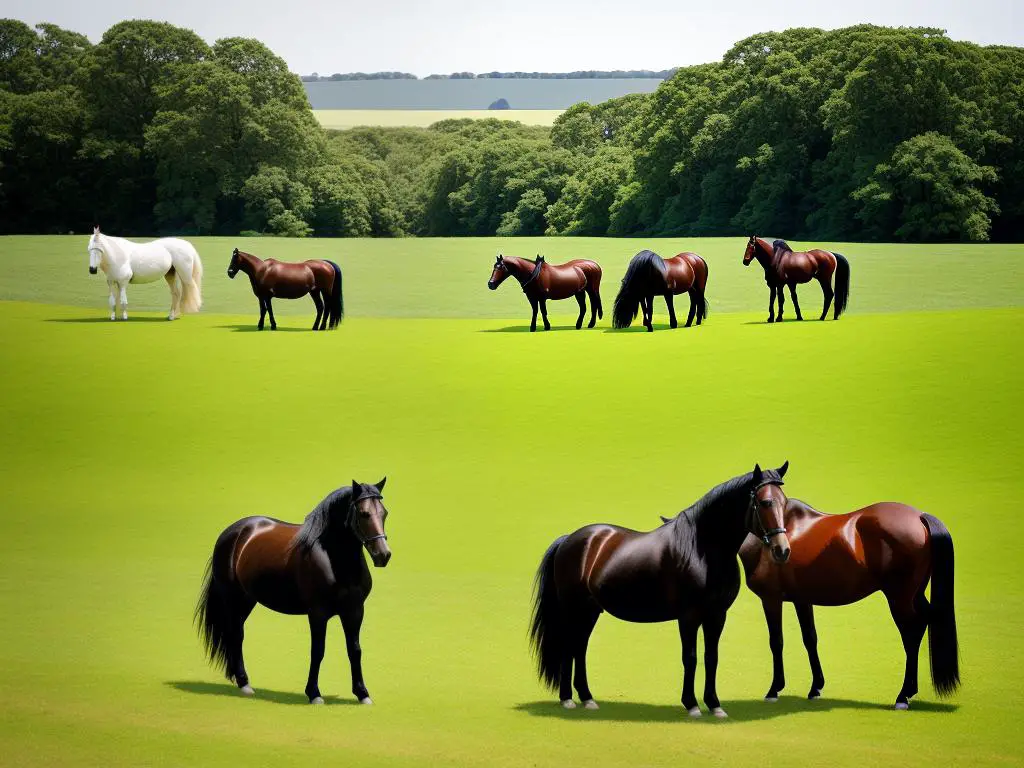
left=737, top=488, right=960, bottom=710
left=742, top=236, right=850, bottom=322
left=195, top=479, right=391, bottom=705
left=530, top=462, right=791, bottom=717
left=227, top=248, right=343, bottom=331
left=86, top=226, right=203, bottom=321
left=611, top=250, right=709, bottom=332
left=487, top=254, right=603, bottom=332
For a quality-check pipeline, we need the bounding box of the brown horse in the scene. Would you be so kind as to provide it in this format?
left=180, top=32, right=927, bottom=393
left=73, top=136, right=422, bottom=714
left=227, top=248, right=343, bottom=330
left=488, top=254, right=603, bottom=331
left=530, top=463, right=790, bottom=717
left=195, top=480, right=390, bottom=704
left=611, top=250, right=709, bottom=332
left=742, top=236, right=849, bottom=322
left=738, top=490, right=959, bottom=710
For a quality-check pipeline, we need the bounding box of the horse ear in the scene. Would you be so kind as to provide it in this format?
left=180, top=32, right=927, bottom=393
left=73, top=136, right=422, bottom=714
left=497, top=254, right=503, bottom=261
left=752, top=463, right=763, bottom=484
left=93, top=225, right=100, bottom=234
left=375, top=476, right=386, bottom=492
left=351, top=480, right=361, bottom=496
left=777, top=460, right=789, bottom=478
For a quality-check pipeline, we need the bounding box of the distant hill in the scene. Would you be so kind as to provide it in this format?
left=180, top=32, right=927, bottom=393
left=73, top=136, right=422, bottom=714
left=304, top=78, right=664, bottom=110
left=301, top=69, right=676, bottom=82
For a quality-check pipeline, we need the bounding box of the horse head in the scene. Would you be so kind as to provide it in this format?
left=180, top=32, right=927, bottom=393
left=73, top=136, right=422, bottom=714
left=488, top=254, right=510, bottom=290
left=749, top=461, right=790, bottom=563
left=349, top=478, right=391, bottom=567
left=742, top=235, right=760, bottom=266
left=87, top=226, right=105, bottom=275
left=227, top=247, right=242, bottom=279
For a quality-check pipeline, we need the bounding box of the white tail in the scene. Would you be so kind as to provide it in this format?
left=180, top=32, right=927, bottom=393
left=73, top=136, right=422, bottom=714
left=181, top=252, right=204, bottom=313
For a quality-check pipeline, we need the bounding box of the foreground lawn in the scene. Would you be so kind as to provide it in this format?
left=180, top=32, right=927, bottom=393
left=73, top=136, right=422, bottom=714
left=1, top=294, right=1022, bottom=766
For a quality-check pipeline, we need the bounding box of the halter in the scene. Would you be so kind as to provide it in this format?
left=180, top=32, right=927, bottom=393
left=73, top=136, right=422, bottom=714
left=347, top=491, right=387, bottom=545
left=749, top=479, right=786, bottom=545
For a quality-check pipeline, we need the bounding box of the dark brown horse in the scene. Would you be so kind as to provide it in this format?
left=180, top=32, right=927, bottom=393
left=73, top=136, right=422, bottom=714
left=530, top=463, right=791, bottom=717
left=227, top=248, right=343, bottom=330
left=742, top=236, right=849, bottom=322
left=738, top=489, right=959, bottom=710
left=611, top=250, right=709, bottom=332
left=195, top=480, right=390, bottom=704
left=488, top=254, right=603, bottom=331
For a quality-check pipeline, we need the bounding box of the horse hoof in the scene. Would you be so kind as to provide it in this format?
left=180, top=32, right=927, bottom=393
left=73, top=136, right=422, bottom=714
left=240, top=685, right=254, bottom=696
left=764, top=696, right=778, bottom=703
left=582, top=699, right=599, bottom=710
left=360, top=697, right=373, bottom=706
left=894, top=702, right=909, bottom=711
left=310, top=696, right=324, bottom=705
left=712, top=707, right=728, bottom=719
left=808, top=690, right=821, bottom=700
left=687, top=706, right=702, bottom=718
left=561, top=699, right=576, bottom=709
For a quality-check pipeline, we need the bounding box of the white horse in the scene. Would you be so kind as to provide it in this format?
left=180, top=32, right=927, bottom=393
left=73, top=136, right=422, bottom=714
left=87, top=226, right=204, bottom=320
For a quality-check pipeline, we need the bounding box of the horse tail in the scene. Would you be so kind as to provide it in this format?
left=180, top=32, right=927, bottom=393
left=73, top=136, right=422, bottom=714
left=832, top=252, right=850, bottom=318
left=181, top=250, right=204, bottom=314
left=194, top=527, right=243, bottom=682
left=612, top=251, right=665, bottom=329
left=529, top=535, right=568, bottom=691
left=922, top=513, right=960, bottom=697
left=696, top=255, right=709, bottom=322
left=324, top=259, right=344, bottom=329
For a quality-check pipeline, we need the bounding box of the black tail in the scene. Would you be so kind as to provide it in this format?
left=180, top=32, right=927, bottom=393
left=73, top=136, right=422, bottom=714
left=833, top=252, right=850, bottom=319
left=194, top=557, right=238, bottom=682
left=612, top=251, right=666, bottom=329
left=529, top=535, right=567, bottom=691
left=922, top=513, right=960, bottom=697
left=325, top=259, right=344, bottom=329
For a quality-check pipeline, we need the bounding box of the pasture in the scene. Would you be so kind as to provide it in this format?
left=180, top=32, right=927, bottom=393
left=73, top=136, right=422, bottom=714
left=314, top=109, right=564, bottom=130
left=0, top=236, right=1022, bottom=767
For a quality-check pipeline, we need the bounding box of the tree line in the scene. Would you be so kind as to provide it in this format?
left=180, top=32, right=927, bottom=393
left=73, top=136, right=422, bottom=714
left=1, top=21, right=1021, bottom=241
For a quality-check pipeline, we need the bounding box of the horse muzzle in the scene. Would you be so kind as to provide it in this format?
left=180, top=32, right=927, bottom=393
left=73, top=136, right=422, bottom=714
left=770, top=538, right=791, bottom=564
left=742, top=258, right=753, bottom=267
left=371, top=548, right=392, bottom=568
left=89, top=267, right=98, bottom=275
left=487, top=280, right=498, bottom=290
left=227, top=268, right=237, bottom=279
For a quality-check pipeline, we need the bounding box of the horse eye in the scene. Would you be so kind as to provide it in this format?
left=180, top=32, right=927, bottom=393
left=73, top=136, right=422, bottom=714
left=759, top=499, right=773, bottom=507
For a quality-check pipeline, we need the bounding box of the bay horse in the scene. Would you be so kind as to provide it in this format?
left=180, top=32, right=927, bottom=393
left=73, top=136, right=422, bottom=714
left=195, top=479, right=391, bottom=704
left=738, top=489, right=960, bottom=710
left=530, top=462, right=791, bottom=717
left=742, top=236, right=850, bottom=322
left=86, top=226, right=204, bottom=320
left=487, top=254, right=603, bottom=332
left=611, top=250, right=708, bottom=332
left=227, top=248, right=343, bottom=331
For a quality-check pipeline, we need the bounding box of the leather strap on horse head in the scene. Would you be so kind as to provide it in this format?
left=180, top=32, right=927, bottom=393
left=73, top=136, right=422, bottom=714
left=750, top=474, right=787, bottom=544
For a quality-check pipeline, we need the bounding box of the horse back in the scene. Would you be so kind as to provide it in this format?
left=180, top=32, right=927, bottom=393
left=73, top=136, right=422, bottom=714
left=662, top=254, right=696, bottom=294
left=231, top=518, right=311, bottom=615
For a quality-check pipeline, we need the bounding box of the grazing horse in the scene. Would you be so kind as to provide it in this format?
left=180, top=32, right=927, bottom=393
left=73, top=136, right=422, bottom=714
left=86, top=226, right=203, bottom=320
left=742, top=236, right=850, bottom=322
left=227, top=248, right=343, bottom=331
left=487, top=254, right=603, bottom=332
left=738, top=490, right=960, bottom=709
left=530, top=462, right=791, bottom=717
left=196, top=479, right=391, bottom=704
left=611, top=250, right=709, bottom=332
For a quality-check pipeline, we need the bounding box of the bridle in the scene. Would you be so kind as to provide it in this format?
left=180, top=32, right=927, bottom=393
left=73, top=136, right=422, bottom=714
left=347, top=492, right=388, bottom=545
left=227, top=247, right=240, bottom=278
left=749, top=479, right=786, bottom=545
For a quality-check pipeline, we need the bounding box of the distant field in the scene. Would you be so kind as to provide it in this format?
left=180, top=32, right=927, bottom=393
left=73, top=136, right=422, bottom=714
left=314, top=109, right=563, bottom=129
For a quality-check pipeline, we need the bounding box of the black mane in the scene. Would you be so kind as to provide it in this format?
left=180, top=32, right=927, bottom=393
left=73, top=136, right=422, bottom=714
left=291, top=486, right=353, bottom=552
left=772, top=239, right=792, bottom=253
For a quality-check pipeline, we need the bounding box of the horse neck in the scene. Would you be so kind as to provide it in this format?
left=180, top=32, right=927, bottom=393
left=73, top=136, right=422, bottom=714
left=677, top=484, right=752, bottom=563
left=237, top=251, right=261, bottom=276
left=97, top=235, right=125, bottom=267
left=506, top=257, right=533, bottom=285
left=319, top=523, right=366, bottom=578
left=754, top=241, right=776, bottom=273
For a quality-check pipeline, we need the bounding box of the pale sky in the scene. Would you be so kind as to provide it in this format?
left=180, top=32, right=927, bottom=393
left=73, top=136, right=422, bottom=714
left=5, top=0, right=1021, bottom=76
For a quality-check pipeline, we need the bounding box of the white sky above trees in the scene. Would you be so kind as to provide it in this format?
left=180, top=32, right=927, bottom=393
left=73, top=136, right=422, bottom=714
left=6, top=0, right=1021, bottom=75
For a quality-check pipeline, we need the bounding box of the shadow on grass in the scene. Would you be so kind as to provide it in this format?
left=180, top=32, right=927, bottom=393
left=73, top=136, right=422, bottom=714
left=479, top=324, right=593, bottom=334
left=602, top=323, right=690, bottom=333
left=215, top=324, right=317, bottom=333
left=514, top=696, right=958, bottom=722
left=47, top=316, right=169, bottom=324
left=165, top=680, right=359, bottom=706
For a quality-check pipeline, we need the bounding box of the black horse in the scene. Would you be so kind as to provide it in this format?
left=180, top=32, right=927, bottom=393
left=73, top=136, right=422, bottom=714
left=529, top=463, right=791, bottom=716
left=612, top=250, right=709, bottom=331
left=195, top=480, right=390, bottom=704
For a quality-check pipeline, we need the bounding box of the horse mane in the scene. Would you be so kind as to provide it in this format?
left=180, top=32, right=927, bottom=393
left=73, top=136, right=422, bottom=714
left=291, top=486, right=353, bottom=552
left=675, top=472, right=753, bottom=528
left=772, top=239, right=792, bottom=253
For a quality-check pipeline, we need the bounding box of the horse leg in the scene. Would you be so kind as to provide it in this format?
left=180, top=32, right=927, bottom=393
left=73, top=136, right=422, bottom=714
left=888, top=591, right=929, bottom=709
left=571, top=606, right=602, bottom=708
left=776, top=284, right=786, bottom=322
left=164, top=273, right=181, bottom=321
left=685, top=290, right=697, bottom=327
left=304, top=615, right=328, bottom=704
left=265, top=297, right=277, bottom=331
left=229, top=599, right=256, bottom=694
left=529, top=296, right=538, bottom=332
left=107, top=280, right=117, bottom=321
left=665, top=294, right=677, bottom=329
left=311, top=290, right=324, bottom=331
left=341, top=603, right=373, bottom=704
left=645, top=294, right=655, bottom=332
left=794, top=603, right=825, bottom=698
left=789, top=283, right=803, bottom=320
left=678, top=615, right=701, bottom=715
left=702, top=610, right=729, bottom=717
left=539, top=298, right=551, bottom=331
left=763, top=599, right=786, bottom=700
left=257, top=297, right=267, bottom=330
left=574, top=291, right=586, bottom=330
left=586, top=286, right=598, bottom=328
left=767, top=286, right=776, bottom=323
left=819, top=276, right=834, bottom=321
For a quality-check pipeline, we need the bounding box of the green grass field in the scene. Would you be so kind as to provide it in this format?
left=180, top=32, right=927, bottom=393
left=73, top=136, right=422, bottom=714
left=1, top=236, right=1023, bottom=766
left=314, top=109, right=564, bottom=129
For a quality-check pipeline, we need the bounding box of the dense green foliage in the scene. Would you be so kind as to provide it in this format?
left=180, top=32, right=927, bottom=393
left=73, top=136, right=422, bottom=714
left=2, top=21, right=1022, bottom=240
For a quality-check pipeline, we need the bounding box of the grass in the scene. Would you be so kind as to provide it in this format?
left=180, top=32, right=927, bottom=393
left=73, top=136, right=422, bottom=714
left=1, top=236, right=1023, bottom=766
left=314, top=109, right=564, bottom=129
